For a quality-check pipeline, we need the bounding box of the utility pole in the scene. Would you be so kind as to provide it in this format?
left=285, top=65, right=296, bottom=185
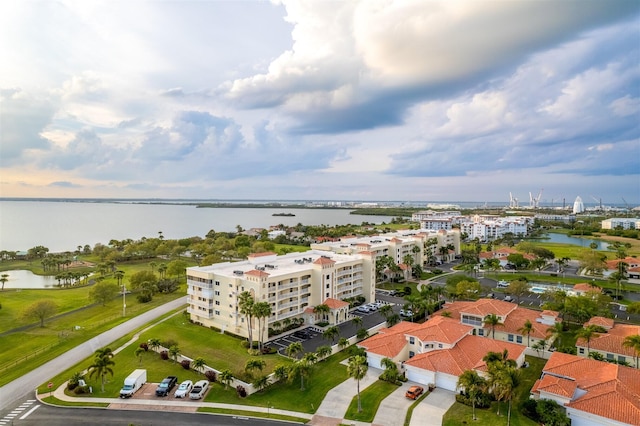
left=122, top=283, right=127, bottom=317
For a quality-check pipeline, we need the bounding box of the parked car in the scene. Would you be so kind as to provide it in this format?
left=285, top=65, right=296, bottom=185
left=189, top=380, right=209, bottom=400
left=174, top=380, right=193, bottom=398
left=405, top=385, right=424, bottom=400
left=367, top=303, right=378, bottom=311
left=155, top=376, right=178, bottom=397
left=293, top=329, right=311, bottom=339
left=390, top=290, right=404, bottom=297
left=504, top=295, right=514, bottom=302
left=356, top=305, right=371, bottom=313
left=399, top=309, right=413, bottom=317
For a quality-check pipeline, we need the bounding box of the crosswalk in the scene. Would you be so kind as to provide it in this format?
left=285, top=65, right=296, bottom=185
left=0, top=399, right=39, bottom=424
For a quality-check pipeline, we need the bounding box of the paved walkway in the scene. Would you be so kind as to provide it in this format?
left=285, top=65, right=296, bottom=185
left=410, top=388, right=456, bottom=426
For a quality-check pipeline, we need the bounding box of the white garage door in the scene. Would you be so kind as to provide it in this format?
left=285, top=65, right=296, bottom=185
left=406, top=368, right=433, bottom=386
left=435, top=372, right=459, bottom=392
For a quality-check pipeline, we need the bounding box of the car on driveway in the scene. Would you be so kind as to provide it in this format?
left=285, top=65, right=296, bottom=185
left=405, top=385, right=424, bottom=400
left=293, top=329, right=311, bottom=339
left=174, top=380, right=193, bottom=398
left=189, top=380, right=209, bottom=400
left=155, top=376, right=178, bottom=397
left=356, top=305, right=371, bottom=313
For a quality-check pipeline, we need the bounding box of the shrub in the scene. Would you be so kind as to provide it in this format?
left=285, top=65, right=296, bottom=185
left=163, top=339, right=179, bottom=349
left=73, top=385, right=89, bottom=395
left=137, top=293, right=152, bottom=303
left=403, top=286, right=412, bottom=295
left=205, top=370, right=217, bottom=382
left=261, top=347, right=276, bottom=355
left=455, top=391, right=491, bottom=408
left=160, top=351, right=169, bottom=360
left=180, top=360, right=191, bottom=370
left=520, top=399, right=540, bottom=422
left=236, top=385, right=247, bottom=398
left=139, top=343, right=149, bottom=351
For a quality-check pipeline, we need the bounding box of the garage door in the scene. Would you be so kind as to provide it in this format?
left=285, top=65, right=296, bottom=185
left=435, top=372, right=459, bottom=392
left=406, top=368, right=433, bottom=386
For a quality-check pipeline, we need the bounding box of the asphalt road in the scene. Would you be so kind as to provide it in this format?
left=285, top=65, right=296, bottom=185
left=0, top=296, right=188, bottom=412
left=9, top=404, right=289, bottom=426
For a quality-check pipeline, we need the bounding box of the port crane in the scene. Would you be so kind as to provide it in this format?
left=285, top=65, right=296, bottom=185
left=529, top=189, right=543, bottom=209
left=509, top=192, right=519, bottom=209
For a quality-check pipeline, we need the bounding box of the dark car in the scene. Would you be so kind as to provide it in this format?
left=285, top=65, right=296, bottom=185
left=155, top=376, right=178, bottom=396
left=293, top=329, right=311, bottom=339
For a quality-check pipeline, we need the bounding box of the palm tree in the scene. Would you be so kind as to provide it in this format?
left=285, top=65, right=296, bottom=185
left=546, top=321, right=564, bottom=348
left=623, top=334, right=640, bottom=368
left=338, top=337, right=350, bottom=351
left=347, top=355, right=369, bottom=413
left=147, top=338, right=161, bottom=353
left=351, top=316, right=363, bottom=329
left=88, top=348, right=115, bottom=392
left=380, top=357, right=399, bottom=383
left=168, top=345, right=180, bottom=363
left=379, top=304, right=393, bottom=320
left=576, top=325, right=603, bottom=355
left=323, top=326, right=340, bottom=344
left=244, top=358, right=266, bottom=377
left=316, top=345, right=332, bottom=361
left=253, top=301, right=272, bottom=351
left=134, top=347, right=145, bottom=365
left=313, top=303, right=330, bottom=323
left=518, top=319, right=534, bottom=347
left=192, top=357, right=206, bottom=374
left=483, top=313, right=503, bottom=339
left=457, top=370, right=487, bottom=421
left=219, top=369, right=234, bottom=389
left=252, top=375, right=270, bottom=392
left=238, top=291, right=255, bottom=350
left=0, top=273, right=9, bottom=291
left=494, top=366, right=520, bottom=425
left=286, top=342, right=303, bottom=359
left=289, top=358, right=313, bottom=390
left=356, top=328, right=369, bottom=340
left=532, top=339, right=547, bottom=357
left=273, top=365, right=289, bottom=382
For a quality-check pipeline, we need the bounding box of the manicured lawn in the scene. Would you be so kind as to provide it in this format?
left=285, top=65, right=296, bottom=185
left=0, top=290, right=186, bottom=386
left=443, top=356, right=545, bottom=426
left=343, top=379, right=399, bottom=422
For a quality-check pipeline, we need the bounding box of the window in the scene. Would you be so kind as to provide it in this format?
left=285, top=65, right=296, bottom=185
left=215, top=300, right=220, bottom=306
left=438, top=343, right=443, bottom=348
left=478, top=329, right=484, bottom=336
left=516, top=336, right=522, bottom=344
left=409, top=351, right=415, bottom=358
left=579, top=348, right=584, bottom=354
left=618, top=355, right=626, bottom=363
left=326, top=274, right=330, bottom=280
left=607, top=353, right=614, bottom=360
left=215, top=310, right=220, bottom=316
left=508, top=334, right=514, bottom=342
left=214, top=290, right=220, bottom=296
left=215, top=281, right=220, bottom=286
left=409, top=337, right=415, bottom=344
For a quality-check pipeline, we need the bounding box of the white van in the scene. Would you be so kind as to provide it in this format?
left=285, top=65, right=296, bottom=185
left=120, top=369, right=147, bottom=398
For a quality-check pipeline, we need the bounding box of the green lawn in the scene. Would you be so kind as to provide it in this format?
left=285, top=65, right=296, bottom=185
left=443, top=356, right=545, bottom=426
left=343, top=379, right=399, bottom=422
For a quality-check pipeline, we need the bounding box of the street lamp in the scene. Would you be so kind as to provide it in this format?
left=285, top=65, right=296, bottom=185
left=122, top=283, right=127, bottom=317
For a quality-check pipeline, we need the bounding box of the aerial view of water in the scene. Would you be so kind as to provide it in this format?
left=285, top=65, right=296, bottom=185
left=0, top=200, right=396, bottom=253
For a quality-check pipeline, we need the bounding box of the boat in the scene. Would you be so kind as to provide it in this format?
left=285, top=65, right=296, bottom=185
left=272, top=213, right=295, bottom=217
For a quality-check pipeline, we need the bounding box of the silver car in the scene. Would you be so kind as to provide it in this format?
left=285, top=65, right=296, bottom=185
left=189, top=380, right=209, bottom=400
left=174, top=380, right=193, bottom=398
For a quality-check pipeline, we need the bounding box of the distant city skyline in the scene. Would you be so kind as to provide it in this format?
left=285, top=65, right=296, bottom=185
left=1, top=1, right=639, bottom=203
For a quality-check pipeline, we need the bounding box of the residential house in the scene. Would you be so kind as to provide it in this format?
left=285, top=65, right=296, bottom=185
left=604, top=256, right=640, bottom=279
left=433, top=298, right=560, bottom=348
left=531, top=351, right=640, bottom=426
left=576, top=317, right=640, bottom=368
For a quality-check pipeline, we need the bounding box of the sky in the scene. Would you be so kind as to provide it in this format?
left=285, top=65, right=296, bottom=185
left=1, top=0, right=639, bottom=206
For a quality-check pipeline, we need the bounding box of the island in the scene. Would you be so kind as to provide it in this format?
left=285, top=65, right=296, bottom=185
left=272, top=212, right=295, bottom=217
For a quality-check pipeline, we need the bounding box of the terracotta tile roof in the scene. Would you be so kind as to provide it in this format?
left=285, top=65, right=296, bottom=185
left=541, top=310, right=560, bottom=317
left=245, top=269, right=270, bottom=277
left=359, top=321, right=421, bottom=358
left=248, top=252, right=277, bottom=258
left=572, top=283, right=602, bottom=293
left=408, top=316, right=473, bottom=345
left=531, top=374, right=577, bottom=398
left=439, top=298, right=517, bottom=319
left=605, top=256, right=640, bottom=270
left=404, top=335, right=525, bottom=376
left=584, top=316, right=614, bottom=329
left=539, top=352, right=640, bottom=425
left=314, top=256, right=335, bottom=265
left=322, top=298, right=349, bottom=309
left=501, top=307, right=550, bottom=340
left=577, top=323, right=640, bottom=357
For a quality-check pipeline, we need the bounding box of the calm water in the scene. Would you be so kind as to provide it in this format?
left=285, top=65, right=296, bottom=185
left=1, top=269, right=58, bottom=289
left=535, top=232, right=610, bottom=250
left=0, top=200, right=396, bottom=252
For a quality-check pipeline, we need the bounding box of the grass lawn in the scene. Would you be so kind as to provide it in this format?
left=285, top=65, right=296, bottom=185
left=443, top=356, right=545, bottom=426
left=343, top=379, right=399, bottom=422
left=0, top=290, right=186, bottom=386
left=197, top=407, right=309, bottom=423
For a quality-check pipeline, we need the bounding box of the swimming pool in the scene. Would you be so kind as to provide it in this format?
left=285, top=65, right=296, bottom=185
left=529, top=285, right=564, bottom=294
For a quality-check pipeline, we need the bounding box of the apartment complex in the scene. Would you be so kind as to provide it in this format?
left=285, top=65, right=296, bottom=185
left=601, top=217, right=640, bottom=230
left=411, top=210, right=532, bottom=241
left=186, top=250, right=375, bottom=342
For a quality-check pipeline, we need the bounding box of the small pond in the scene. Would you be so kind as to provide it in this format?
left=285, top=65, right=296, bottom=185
left=0, top=270, right=59, bottom=289
left=530, top=233, right=610, bottom=250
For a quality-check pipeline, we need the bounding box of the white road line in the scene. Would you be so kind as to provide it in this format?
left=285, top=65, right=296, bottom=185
left=26, top=399, right=36, bottom=402
left=14, top=407, right=26, bottom=411
left=19, top=404, right=40, bottom=419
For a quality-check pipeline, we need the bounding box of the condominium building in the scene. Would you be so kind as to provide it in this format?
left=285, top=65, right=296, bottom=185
left=601, top=218, right=640, bottom=230
left=186, top=250, right=375, bottom=342
left=459, top=215, right=531, bottom=241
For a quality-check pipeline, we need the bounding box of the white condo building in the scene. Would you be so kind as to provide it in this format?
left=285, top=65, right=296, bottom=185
left=459, top=215, right=530, bottom=242
left=601, top=218, right=640, bottom=230
left=186, top=250, right=375, bottom=342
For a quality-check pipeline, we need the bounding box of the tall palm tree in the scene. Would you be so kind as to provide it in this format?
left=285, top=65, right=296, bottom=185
left=134, top=347, right=145, bottom=365
left=380, top=357, right=399, bottom=383
left=289, top=358, right=313, bottom=390
left=483, top=314, right=503, bottom=339
left=379, top=304, right=393, bottom=320
left=494, top=366, right=520, bottom=425
left=518, top=319, right=534, bottom=347
left=338, top=337, right=350, bottom=351
left=546, top=321, right=564, bottom=348
left=238, top=291, right=255, bottom=350
left=273, top=365, right=289, bottom=383
left=313, top=303, right=330, bottom=323
left=192, top=357, right=206, bottom=374
left=351, top=316, right=363, bottom=329
left=168, top=345, right=180, bottom=363
left=88, top=348, right=115, bottom=393
left=0, top=273, right=9, bottom=291
left=253, top=301, right=272, bottom=351
left=244, top=358, right=266, bottom=377
left=457, top=370, right=487, bottom=421
left=348, top=355, right=369, bottom=413
left=576, top=324, right=603, bottom=355
left=623, top=334, right=640, bottom=368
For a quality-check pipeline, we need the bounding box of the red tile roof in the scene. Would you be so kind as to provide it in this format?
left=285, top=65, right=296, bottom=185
left=577, top=323, right=640, bottom=357
left=572, top=283, right=602, bottom=293
left=245, top=269, right=270, bottom=277
left=314, top=256, right=335, bottom=265
left=408, top=315, right=473, bottom=345
left=584, top=316, right=614, bottom=329
left=322, top=298, right=349, bottom=309
left=536, top=352, right=640, bottom=425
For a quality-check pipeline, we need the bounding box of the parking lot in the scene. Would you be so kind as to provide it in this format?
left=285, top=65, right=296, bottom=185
left=267, top=327, right=323, bottom=353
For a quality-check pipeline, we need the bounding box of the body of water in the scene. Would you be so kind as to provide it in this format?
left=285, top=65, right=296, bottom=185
left=0, top=200, right=396, bottom=253
left=534, top=232, right=610, bottom=250
left=1, top=269, right=58, bottom=289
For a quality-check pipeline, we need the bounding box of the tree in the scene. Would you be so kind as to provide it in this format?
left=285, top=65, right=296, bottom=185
left=347, top=355, right=368, bottom=413
left=244, top=358, right=266, bottom=377
left=532, top=339, right=548, bottom=356
left=219, top=369, right=234, bottom=389
left=273, top=365, right=289, bottom=382
left=456, top=280, right=482, bottom=300
left=147, top=338, right=161, bottom=353
left=313, top=303, right=330, bottom=323
left=286, top=342, right=303, bottom=359
left=89, top=281, right=120, bottom=306
left=166, top=259, right=188, bottom=278
left=168, top=345, right=180, bottom=363
left=88, top=347, right=115, bottom=392
left=380, top=357, right=399, bottom=383
left=323, top=325, right=340, bottom=344
left=289, top=357, right=313, bottom=390
left=546, top=321, right=564, bottom=348
left=316, top=345, right=332, bottom=361
left=518, top=319, right=534, bottom=347
left=22, top=300, right=57, bottom=327
left=338, top=337, right=350, bottom=351
left=252, top=375, right=270, bottom=392
left=457, top=370, right=487, bottom=421
left=129, top=270, right=158, bottom=291
left=238, top=291, right=256, bottom=350
left=356, top=328, right=369, bottom=340
left=483, top=313, right=503, bottom=339
left=623, top=335, right=640, bottom=368
left=253, top=301, right=272, bottom=351
left=0, top=273, right=8, bottom=291
left=576, top=324, right=604, bottom=355
left=351, top=316, right=363, bottom=329
left=505, top=280, right=530, bottom=303
left=134, top=347, right=145, bottom=365
left=192, top=357, right=206, bottom=374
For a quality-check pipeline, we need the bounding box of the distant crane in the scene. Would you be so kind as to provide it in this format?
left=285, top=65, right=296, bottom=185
left=622, top=197, right=630, bottom=212
left=509, top=192, right=519, bottom=209
left=529, top=188, right=543, bottom=209
left=590, top=195, right=602, bottom=211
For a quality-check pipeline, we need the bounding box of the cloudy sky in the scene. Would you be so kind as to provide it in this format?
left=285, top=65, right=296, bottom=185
left=1, top=0, right=639, bottom=205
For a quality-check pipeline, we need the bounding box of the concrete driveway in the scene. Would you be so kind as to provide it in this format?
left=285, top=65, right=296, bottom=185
left=410, top=387, right=456, bottom=426
left=372, top=381, right=422, bottom=426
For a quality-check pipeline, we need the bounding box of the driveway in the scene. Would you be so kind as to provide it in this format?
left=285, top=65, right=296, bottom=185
left=372, top=381, right=422, bottom=426
left=410, top=387, right=456, bottom=426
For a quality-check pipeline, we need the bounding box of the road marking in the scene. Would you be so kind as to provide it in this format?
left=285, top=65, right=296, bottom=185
left=19, top=404, right=40, bottom=419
